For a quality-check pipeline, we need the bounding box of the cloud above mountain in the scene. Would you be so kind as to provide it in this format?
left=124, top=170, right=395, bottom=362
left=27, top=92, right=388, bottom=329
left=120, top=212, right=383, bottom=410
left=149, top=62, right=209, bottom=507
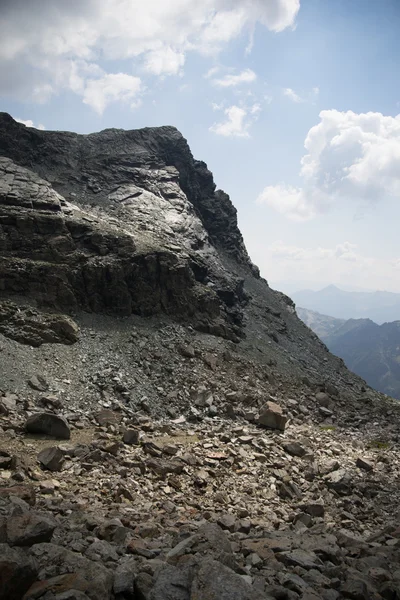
left=0, top=0, right=300, bottom=112
left=257, top=109, right=400, bottom=220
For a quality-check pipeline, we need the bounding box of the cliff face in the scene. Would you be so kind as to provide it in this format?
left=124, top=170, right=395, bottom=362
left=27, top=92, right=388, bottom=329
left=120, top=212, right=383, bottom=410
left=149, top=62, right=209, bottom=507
left=0, top=114, right=256, bottom=342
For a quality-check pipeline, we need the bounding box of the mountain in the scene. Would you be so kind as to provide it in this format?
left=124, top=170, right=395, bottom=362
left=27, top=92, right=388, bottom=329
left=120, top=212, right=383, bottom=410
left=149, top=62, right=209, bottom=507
left=296, top=306, right=346, bottom=339
left=292, top=284, right=400, bottom=324
left=298, top=307, right=400, bottom=400
left=1, top=114, right=400, bottom=599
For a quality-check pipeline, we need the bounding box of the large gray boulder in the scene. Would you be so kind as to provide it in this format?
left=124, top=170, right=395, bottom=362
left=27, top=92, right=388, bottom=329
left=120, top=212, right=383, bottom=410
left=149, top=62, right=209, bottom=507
left=25, top=412, right=71, bottom=440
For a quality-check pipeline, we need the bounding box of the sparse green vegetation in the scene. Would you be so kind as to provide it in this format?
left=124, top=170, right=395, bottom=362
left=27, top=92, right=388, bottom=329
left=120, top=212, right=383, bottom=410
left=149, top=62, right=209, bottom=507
left=367, top=439, right=390, bottom=450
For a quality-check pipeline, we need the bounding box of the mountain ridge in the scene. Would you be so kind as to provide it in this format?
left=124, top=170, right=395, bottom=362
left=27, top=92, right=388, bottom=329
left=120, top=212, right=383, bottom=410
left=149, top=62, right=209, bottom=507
left=292, top=285, right=400, bottom=324
left=298, top=306, right=400, bottom=399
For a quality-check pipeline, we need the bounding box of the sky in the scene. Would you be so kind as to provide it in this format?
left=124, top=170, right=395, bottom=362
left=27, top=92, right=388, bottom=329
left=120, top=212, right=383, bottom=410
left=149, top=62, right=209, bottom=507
left=1, top=0, right=400, bottom=294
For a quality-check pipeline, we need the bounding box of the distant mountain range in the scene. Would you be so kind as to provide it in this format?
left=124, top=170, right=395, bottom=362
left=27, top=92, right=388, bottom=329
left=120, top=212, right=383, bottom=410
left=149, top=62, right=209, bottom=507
left=298, top=307, right=400, bottom=400
left=292, top=285, right=400, bottom=324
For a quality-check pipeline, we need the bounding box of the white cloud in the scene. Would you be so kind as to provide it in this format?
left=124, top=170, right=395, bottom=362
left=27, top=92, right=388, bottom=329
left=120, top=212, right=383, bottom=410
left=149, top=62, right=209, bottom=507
left=283, top=87, right=303, bottom=103
left=283, top=85, right=319, bottom=104
left=82, top=73, right=142, bottom=115
left=212, top=68, right=257, bottom=87
left=143, top=47, right=185, bottom=76
left=257, top=110, right=400, bottom=220
left=15, top=118, right=45, bottom=130
left=257, top=184, right=314, bottom=221
left=210, top=102, right=261, bottom=137
left=204, top=66, right=221, bottom=79
left=0, top=0, right=300, bottom=108
left=211, top=101, right=224, bottom=111
left=210, top=105, right=250, bottom=137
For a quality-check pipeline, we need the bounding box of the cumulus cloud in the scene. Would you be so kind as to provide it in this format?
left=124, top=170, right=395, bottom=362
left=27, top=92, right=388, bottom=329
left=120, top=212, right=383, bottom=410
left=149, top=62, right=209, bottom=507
left=209, top=102, right=260, bottom=137
left=82, top=73, right=142, bottom=114
left=257, top=109, right=400, bottom=220
left=15, top=118, right=45, bottom=130
left=212, top=68, right=257, bottom=87
left=0, top=0, right=300, bottom=109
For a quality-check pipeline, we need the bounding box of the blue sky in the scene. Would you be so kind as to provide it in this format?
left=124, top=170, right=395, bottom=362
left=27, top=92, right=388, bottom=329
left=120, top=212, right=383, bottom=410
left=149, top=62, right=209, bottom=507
left=1, top=0, right=400, bottom=292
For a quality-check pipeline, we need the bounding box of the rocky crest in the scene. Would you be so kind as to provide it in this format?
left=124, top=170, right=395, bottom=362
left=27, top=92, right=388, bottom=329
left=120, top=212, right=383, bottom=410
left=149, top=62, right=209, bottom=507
left=0, top=114, right=400, bottom=600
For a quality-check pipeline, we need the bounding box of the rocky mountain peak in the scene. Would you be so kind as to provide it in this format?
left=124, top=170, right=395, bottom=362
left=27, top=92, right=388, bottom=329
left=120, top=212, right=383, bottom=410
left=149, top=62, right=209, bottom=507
left=1, top=115, right=400, bottom=600
left=0, top=113, right=253, bottom=269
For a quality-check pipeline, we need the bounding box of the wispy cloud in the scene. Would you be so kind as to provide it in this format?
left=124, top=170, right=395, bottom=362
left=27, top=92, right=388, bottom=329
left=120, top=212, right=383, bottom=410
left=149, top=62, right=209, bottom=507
left=283, top=87, right=303, bottom=103
left=212, top=68, right=257, bottom=87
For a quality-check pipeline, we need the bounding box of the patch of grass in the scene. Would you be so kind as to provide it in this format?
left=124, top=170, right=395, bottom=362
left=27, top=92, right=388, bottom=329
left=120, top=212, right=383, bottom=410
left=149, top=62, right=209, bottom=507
left=319, top=425, right=337, bottom=431
left=367, top=439, right=390, bottom=450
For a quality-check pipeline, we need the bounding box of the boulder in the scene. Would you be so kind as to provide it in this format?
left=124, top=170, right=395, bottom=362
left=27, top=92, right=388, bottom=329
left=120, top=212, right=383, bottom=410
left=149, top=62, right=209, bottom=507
left=191, top=558, right=265, bottom=600
left=38, top=446, right=65, bottom=471
left=25, top=412, right=71, bottom=439
left=123, top=429, right=140, bottom=445
left=28, top=543, right=113, bottom=600
left=258, top=401, right=287, bottom=431
left=0, top=544, right=37, bottom=599
left=0, top=485, right=36, bottom=506
left=7, top=512, right=56, bottom=546
left=283, top=442, right=306, bottom=457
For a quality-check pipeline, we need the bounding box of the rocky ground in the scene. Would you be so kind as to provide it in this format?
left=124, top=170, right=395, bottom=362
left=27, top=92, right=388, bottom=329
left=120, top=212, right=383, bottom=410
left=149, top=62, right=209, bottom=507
left=1, top=114, right=400, bottom=599
left=1, top=315, right=400, bottom=600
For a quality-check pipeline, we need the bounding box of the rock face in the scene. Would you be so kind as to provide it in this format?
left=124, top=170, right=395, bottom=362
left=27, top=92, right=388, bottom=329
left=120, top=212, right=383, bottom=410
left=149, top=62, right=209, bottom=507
left=0, top=117, right=252, bottom=342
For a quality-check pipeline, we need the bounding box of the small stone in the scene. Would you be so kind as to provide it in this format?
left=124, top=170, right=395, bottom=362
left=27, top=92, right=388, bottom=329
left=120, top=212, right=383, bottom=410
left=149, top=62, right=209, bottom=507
left=178, top=344, right=195, bottom=358
left=356, top=457, right=373, bottom=472
left=316, top=392, right=331, bottom=407
left=319, top=406, right=333, bottom=417
left=28, top=375, right=49, bottom=392
left=301, top=503, right=325, bottom=517
left=0, top=450, right=15, bottom=470
left=217, top=513, right=236, bottom=533
left=283, top=442, right=306, bottom=457
left=38, top=446, right=65, bottom=472
left=122, top=429, right=140, bottom=445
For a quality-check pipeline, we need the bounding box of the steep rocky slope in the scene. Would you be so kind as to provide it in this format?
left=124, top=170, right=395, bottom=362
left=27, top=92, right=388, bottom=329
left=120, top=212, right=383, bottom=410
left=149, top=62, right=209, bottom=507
left=1, top=114, right=400, bottom=600
left=298, top=308, right=400, bottom=400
